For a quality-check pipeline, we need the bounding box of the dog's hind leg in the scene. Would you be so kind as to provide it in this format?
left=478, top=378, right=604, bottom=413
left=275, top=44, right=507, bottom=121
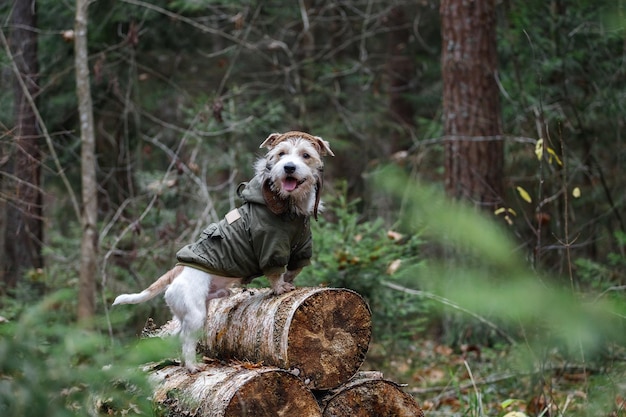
left=179, top=307, right=205, bottom=373
left=177, top=278, right=234, bottom=372
left=164, top=267, right=211, bottom=373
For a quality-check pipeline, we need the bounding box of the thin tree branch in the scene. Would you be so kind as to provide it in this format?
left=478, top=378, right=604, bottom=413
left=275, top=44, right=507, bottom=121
left=381, top=281, right=516, bottom=344
left=0, top=170, right=46, bottom=195
left=408, top=364, right=603, bottom=402
left=215, top=3, right=263, bottom=97
left=101, top=109, right=206, bottom=338
left=0, top=29, right=82, bottom=222
left=119, top=0, right=257, bottom=51
left=592, top=285, right=626, bottom=304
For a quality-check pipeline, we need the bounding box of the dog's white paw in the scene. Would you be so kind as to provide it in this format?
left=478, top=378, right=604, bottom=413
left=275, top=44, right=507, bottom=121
left=185, top=363, right=201, bottom=374
left=272, top=282, right=296, bottom=295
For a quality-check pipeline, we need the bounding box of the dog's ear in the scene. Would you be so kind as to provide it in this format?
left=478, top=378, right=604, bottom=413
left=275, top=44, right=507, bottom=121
left=313, top=177, right=323, bottom=221
left=259, top=133, right=283, bottom=149
left=312, top=136, right=335, bottom=157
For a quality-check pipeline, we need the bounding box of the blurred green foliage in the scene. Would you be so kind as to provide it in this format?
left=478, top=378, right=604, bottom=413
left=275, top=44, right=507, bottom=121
left=298, top=182, right=428, bottom=348
left=375, top=165, right=626, bottom=361
left=0, top=290, right=178, bottom=416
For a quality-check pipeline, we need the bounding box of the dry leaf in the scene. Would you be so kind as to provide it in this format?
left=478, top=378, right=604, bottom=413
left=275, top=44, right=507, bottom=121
left=546, top=147, right=562, bottom=166
left=387, top=230, right=404, bottom=241
left=516, top=186, right=532, bottom=203
left=503, top=412, right=528, bottom=417
left=535, top=138, right=544, bottom=161
left=386, top=259, right=402, bottom=275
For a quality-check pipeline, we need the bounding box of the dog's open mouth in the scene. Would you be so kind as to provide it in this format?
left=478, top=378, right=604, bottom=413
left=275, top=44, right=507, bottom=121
left=282, top=177, right=305, bottom=192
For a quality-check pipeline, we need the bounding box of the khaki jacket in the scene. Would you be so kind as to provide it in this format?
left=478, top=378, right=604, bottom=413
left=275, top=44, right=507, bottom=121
left=176, top=175, right=312, bottom=281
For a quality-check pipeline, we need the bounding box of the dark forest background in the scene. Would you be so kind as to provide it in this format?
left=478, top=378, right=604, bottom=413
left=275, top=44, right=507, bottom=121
left=1, top=0, right=625, bottom=415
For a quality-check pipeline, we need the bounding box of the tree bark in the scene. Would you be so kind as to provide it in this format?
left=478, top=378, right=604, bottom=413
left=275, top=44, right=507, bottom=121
left=75, top=0, right=98, bottom=320
left=318, top=371, right=425, bottom=417
left=441, top=0, right=503, bottom=209
left=149, top=363, right=322, bottom=417
left=2, top=0, right=43, bottom=287
left=153, top=287, right=372, bottom=390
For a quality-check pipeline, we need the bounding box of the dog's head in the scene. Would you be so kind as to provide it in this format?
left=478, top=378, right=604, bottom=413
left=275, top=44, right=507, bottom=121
left=256, top=131, right=334, bottom=219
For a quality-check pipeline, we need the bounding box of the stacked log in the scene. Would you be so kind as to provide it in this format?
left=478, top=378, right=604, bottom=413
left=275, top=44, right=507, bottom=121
left=146, top=287, right=424, bottom=416
left=319, top=371, right=424, bottom=417
left=150, top=363, right=322, bottom=417
left=202, top=287, right=371, bottom=390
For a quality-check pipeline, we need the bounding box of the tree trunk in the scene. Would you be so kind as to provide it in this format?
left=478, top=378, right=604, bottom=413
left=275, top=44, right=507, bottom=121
left=152, top=287, right=372, bottom=390
left=149, top=363, right=322, bottom=417
left=75, top=0, right=98, bottom=320
left=440, top=0, right=503, bottom=209
left=319, top=372, right=425, bottom=417
left=2, top=0, right=43, bottom=288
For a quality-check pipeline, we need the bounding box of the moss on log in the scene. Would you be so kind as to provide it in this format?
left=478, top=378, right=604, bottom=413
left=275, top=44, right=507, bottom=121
left=319, top=372, right=424, bottom=417
left=150, top=363, right=322, bottom=417
left=202, top=287, right=372, bottom=390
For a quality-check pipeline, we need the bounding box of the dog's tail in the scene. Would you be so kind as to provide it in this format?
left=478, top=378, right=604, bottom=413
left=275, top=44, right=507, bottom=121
left=112, top=264, right=183, bottom=306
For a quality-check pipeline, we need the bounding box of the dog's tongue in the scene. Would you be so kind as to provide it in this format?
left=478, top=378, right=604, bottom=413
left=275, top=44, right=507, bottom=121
left=283, top=178, right=298, bottom=192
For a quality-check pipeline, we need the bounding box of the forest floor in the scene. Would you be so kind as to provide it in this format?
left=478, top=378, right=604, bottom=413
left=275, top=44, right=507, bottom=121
left=363, top=340, right=626, bottom=417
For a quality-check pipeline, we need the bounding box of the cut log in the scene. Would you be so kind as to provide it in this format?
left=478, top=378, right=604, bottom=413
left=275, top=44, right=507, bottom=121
left=149, top=363, right=322, bottom=417
left=146, top=287, right=371, bottom=390
left=202, top=287, right=372, bottom=390
left=318, top=371, right=425, bottom=417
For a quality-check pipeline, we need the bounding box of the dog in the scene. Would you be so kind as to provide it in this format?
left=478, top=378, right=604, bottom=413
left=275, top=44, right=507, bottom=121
left=113, top=131, right=334, bottom=373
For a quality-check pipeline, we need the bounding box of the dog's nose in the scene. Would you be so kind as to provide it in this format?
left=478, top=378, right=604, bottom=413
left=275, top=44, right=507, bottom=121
left=284, top=163, right=296, bottom=174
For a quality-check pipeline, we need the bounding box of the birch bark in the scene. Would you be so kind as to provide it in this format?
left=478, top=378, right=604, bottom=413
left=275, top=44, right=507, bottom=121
left=75, top=0, right=98, bottom=320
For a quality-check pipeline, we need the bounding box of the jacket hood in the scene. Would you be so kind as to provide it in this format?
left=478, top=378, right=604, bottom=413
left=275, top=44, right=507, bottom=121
left=237, top=175, right=266, bottom=205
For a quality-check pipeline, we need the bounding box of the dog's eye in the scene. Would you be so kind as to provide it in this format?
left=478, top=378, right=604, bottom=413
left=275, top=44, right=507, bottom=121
left=278, top=151, right=286, bottom=157
left=302, top=153, right=310, bottom=159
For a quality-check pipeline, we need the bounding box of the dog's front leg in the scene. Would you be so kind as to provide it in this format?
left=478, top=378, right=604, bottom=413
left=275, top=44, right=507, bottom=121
left=267, top=269, right=300, bottom=295
left=282, top=268, right=302, bottom=284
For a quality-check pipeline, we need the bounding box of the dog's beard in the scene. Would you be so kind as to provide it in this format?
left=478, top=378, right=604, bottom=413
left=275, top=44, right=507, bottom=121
left=272, top=176, right=311, bottom=200
left=260, top=172, right=318, bottom=218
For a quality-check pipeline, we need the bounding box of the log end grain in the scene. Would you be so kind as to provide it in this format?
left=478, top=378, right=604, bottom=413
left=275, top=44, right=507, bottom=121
left=286, top=288, right=372, bottom=390
left=202, top=287, right=372, bottom=391
left=224, top=368, right=322, bottom=417
left=150, top=364, right=322, bottom=417
left=322, top=377, right=424, bottom=417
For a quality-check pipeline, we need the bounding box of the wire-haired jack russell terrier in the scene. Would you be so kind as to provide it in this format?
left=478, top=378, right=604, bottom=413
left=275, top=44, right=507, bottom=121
left=113, top=131, right=334, bottom=372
